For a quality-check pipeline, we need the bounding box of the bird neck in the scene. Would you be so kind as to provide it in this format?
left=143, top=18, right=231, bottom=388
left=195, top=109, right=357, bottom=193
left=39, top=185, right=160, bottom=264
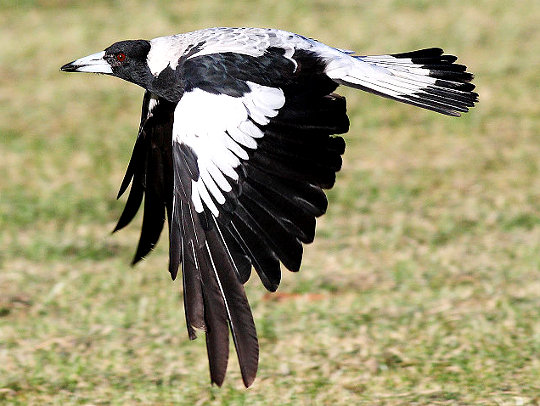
left=147, top=65, right=184, bottom=103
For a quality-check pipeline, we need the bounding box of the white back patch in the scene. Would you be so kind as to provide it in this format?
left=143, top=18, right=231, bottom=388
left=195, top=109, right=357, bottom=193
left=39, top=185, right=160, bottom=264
left=147, top=36, right=187, bottom=76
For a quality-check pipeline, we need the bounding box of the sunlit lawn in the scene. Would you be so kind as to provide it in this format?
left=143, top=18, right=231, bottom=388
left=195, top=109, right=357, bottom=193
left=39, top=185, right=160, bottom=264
left=1, top=1, right=539, bottom=404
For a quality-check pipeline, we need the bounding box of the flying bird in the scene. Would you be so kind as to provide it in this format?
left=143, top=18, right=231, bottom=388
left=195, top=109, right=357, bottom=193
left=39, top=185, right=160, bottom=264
left=61, top=27, right=478, bottom=387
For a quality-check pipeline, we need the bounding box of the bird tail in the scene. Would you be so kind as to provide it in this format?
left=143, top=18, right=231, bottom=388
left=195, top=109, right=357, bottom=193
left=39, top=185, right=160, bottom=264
left=325, top=48, right=478, bottom=116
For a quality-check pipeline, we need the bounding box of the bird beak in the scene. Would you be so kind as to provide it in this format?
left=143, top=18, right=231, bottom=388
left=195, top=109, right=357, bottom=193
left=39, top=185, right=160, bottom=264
left=61, top=51, right=113, bottom=74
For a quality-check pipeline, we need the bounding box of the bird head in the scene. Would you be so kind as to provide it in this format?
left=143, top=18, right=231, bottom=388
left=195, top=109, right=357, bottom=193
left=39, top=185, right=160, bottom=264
left=61, top=40, right=152, bottom=86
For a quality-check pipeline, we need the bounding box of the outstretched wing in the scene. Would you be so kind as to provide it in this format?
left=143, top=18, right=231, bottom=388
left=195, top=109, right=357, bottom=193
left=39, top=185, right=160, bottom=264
left=115, top=48, right=349, bottom=387
left=169, top=48, right=348, bottom=386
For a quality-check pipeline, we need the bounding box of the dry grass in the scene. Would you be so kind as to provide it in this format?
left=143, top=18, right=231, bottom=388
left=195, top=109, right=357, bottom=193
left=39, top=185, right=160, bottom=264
left=1, top=1, right=539, bottom=404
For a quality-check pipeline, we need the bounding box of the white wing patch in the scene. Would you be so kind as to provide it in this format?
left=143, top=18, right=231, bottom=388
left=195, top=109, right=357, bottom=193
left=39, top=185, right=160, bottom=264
left=173, top=82, right=285, bottom=216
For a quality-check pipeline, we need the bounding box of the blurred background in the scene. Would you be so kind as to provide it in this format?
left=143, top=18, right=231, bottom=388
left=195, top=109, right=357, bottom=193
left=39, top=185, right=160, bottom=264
left=1, top=0, right=539, bottom=404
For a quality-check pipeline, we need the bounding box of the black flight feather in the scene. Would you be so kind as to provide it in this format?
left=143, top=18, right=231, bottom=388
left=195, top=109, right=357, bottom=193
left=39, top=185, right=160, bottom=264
left=205, top=218, right=259, bottom=387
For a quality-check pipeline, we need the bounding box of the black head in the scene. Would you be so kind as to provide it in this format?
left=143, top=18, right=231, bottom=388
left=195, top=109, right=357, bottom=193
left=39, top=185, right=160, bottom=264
left=61, top=40, right=152, bottom=88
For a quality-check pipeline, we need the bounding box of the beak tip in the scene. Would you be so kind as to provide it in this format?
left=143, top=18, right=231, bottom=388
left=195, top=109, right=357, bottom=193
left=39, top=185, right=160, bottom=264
left=60, top=62, right=76, bottom=72
left=60, top=61, right=81, bottom=72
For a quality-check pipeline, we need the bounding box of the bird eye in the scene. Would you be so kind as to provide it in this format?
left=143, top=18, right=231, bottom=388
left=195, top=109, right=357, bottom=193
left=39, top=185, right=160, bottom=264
left=116, top=52, right=126, bottom=62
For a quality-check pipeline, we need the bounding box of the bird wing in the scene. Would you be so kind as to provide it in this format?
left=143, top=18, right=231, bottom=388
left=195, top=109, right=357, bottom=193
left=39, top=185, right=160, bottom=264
left=114, top=91, right=175, bottom=263
left=169, top=47, right=349, bottom=286
left=171, top=48, right=349, bottom=386
left=116, top=46, right=350, bottom=387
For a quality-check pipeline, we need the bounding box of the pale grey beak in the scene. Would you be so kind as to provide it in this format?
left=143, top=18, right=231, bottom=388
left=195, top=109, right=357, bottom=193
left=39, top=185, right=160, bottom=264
left=61, top=51, right=113, bottom=74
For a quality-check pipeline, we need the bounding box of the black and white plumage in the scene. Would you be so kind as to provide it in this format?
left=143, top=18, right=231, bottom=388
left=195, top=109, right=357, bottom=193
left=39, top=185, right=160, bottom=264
left=61, top=27, right=478, bottom=387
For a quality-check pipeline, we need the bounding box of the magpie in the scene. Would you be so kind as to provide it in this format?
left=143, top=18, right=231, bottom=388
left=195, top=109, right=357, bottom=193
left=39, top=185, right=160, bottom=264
left=61, top=27, right=478, bottom=387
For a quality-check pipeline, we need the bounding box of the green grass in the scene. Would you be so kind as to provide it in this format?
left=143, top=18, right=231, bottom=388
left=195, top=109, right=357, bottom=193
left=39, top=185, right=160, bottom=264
left=1, top=1, right=540, bottom=404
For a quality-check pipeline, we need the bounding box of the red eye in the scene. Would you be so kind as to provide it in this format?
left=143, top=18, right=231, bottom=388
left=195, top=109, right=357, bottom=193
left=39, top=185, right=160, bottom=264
left=116, top=52, right=126, bottom=62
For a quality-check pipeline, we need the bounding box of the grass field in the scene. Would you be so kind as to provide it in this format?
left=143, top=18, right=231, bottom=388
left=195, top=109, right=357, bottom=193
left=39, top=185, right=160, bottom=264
left=1, top=1, right=539, bottom=404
